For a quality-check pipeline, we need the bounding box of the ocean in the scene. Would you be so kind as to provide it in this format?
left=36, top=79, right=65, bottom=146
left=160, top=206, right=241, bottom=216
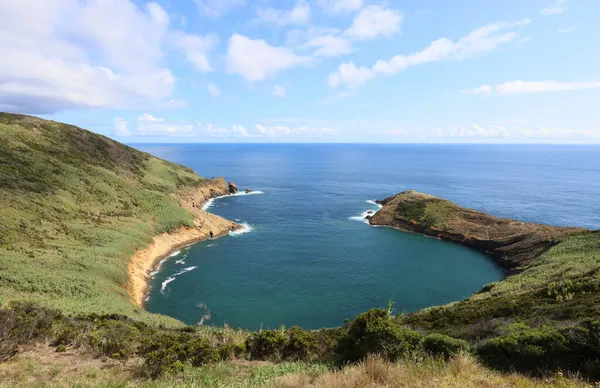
left=138, top=144, right=600, bottom=330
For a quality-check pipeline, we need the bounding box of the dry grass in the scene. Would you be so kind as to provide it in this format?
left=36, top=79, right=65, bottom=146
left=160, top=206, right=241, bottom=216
left=274, top=353, right=591, bottom=388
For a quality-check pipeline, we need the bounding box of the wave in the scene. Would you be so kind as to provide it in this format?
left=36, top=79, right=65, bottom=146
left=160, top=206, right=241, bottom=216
left=206, top=243, right=217, bottom=248
left=365, top=199, right=383, bottom=209
left=160, top=266, right=198, bottom=294
left=348, top=199, right=383, bottom=225
left=201, top=190, right=265, bottom=211
left=229, top=222, right=253, bottom=236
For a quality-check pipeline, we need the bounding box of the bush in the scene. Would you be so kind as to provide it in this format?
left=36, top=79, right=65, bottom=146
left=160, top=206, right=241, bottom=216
left=87, top=320, right=141, bottom=359
left=477, top=324, right=568, bottom=374
left=422, top=333, right=470, bottom=360
left=246, top=330, right=287, bottom=360
left=336, top=309, right=424, bottom=362
left=284, top=327, right=318, bottom=360
left=140, top=332, right=219, bottom=379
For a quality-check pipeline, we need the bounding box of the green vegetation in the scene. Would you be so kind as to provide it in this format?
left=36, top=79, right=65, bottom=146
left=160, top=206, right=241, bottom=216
left=2, top=114, right=600, bottom=385
left=0, top=113, right=218, bottom=324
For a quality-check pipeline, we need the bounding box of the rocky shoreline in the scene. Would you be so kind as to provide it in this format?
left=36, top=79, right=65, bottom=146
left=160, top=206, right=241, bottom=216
left=128, top=177, right=243, bottom=307
left=368, top=190, right=588, bottom=272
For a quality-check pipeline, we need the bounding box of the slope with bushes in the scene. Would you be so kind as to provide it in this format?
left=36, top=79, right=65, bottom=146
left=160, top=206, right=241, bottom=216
left=0, top=113, right=233, bottom=325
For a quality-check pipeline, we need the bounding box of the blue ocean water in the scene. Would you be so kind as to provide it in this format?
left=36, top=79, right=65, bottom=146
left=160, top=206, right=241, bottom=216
left=138, top=144, right=600, bottom=330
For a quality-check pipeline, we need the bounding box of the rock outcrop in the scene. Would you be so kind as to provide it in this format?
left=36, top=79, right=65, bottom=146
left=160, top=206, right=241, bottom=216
left=369, top=190, right=588, bottom=271
left=229, top=182, right=238, bottom=194
left=245, top=188, right=254, bottom=194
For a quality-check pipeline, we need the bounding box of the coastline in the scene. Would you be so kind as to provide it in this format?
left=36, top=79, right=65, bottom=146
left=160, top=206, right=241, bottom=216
left=128, top=178, right=240, bottom=307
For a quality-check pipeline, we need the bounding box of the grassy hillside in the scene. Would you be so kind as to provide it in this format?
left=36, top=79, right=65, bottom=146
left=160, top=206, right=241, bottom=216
left=0, top=113, right=222, bottom=324
left=1, top=116, right=599, bottom=386
left=371, top=190, right=600, bottom=378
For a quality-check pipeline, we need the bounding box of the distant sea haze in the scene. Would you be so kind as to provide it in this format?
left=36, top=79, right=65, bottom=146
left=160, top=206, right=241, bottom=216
left=139, top=144, right=600, bottom=329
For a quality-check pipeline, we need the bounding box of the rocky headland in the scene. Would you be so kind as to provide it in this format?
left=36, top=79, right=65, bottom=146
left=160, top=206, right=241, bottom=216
left=369, top=190, right=589, bottom=271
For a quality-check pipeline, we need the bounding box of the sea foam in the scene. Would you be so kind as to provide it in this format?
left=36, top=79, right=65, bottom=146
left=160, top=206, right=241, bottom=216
left=229, top=222, right=253, bottom=236
left=348, top=200, right=382, bottom=225
left=201, top=190, right=265, bottom=211
left=160, top=266, right=198, bottom=294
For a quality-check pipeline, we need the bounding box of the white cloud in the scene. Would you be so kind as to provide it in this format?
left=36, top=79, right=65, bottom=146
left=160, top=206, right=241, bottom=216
left=138, top=113, right=164, bottom=122
left=113, top=118, right=130, bottom=136
left=465, top=80, right=600, bottom=95
left=302, top=35, right=354, bottom=57
left=541, top=0, right=568, bottom=15
left=194, top=0, right=246, bottom=17
left=227, top=34, right=312, bottom=81
left=272, top=84, right=287, bottom=97
left=330, top=19, right=530, bottom=88
left=497, top=80, right=600, bottom=94
left=461, top=84, right=493, bottom=96
left=317, top=0, right=364, bottom=15
left=232, top=125, right=250, bottom=137
left=345, top=5, right=403, bottom=40
left=207, top=82, right=222, bottom=96
left=254, top=0, right=311, bottom=27
left=0, top=0, right=211, bottom=114
left=168, top=31, right=218, bottom=73
left=328, top=62, right=374, bottom=88
left=256, top=124, right=335, bottom=137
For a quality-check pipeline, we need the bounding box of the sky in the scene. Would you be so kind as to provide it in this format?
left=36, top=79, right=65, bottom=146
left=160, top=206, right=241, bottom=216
left=1, top=0, right=599, bottom=143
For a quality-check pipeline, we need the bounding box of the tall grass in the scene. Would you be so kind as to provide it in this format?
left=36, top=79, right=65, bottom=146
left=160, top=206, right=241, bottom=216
left=0, top=114, right=209, bottom=325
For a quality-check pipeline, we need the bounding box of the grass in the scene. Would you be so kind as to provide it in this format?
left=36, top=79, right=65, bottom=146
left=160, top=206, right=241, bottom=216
left=2, top=113, right=600, bottom=385
left=0, top=349, right=590, bottom=387
left=0, top=113, right=216, bottom=325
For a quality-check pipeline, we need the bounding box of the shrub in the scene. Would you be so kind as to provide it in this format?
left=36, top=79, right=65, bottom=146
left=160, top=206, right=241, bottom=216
left=284, top=327, right=318, bottom=361
left=477, top=324, right=568, bottom=374
left=336, top=309, right=424, bottom=362
left=87, top=320, right=141, bottom=359
left=423, top=333, right=470, bottom=360
left=246, top=329, right=287, bottom=360
left=140, top=332, right=219, bottom=378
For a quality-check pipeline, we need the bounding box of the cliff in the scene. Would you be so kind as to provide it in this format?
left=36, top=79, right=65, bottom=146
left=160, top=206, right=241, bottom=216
left=369, top=190, right=588, bottom=270
left=0, top=113, right=237, bottom=325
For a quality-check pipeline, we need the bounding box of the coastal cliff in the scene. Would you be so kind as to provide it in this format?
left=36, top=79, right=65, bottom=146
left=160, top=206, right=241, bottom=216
left=0, top=112, right=240, bottom=324
left=369, top=190, right=588, bottom=270
left=128, top=178, right=240, bottom=307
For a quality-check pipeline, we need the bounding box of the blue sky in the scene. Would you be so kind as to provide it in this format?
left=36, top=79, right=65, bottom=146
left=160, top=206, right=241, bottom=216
left=1, top=0, right=599, bottom=143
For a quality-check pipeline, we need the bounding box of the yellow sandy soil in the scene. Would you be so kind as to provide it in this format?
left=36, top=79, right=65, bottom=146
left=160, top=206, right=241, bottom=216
left=128, top=179, right=239, bottom=307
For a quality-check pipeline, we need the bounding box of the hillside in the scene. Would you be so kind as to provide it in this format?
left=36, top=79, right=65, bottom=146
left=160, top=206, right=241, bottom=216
left=1, top=117, right=599, bottom=386
left=371, top=190, right=600, bottom=377
left=0, top=113, right=235, bottom=325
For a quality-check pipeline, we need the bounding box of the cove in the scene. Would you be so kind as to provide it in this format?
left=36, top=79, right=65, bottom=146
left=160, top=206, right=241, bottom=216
left=145, top=194, right=503, bottom=330
left=139, top=143, right=600, bottom=330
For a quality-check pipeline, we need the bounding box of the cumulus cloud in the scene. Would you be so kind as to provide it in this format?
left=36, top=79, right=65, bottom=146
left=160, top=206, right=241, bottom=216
left=272, top=84, right=287, bottom=97
left=380, top=124, right=600, bottom=142
left=464, top=80, right=600, bottom=95
left=301, top=35, right=354, bottom=57
left=461, top=84, right=493, bottom=96
left=317, top=0, right=364, bottom=15
left=256, top=124, right=335, bottom=137
left=207, top=83, right=222, bottom=96
left=168, top=31, right=218, bottom=73
left=541, top=0, right=568, bottom=15
left=194, top=0, right=246, bottom=17
left=345, top=5, right=403, bottom=40
left=0, top=0, right=215, bottom=114
left=227, top=34, right=312, bottom=81
left=328, top=63, right=374, bottom=88
left=329, top=19, right=530, bottom=89
left=254, top=0, right=311, bottom=27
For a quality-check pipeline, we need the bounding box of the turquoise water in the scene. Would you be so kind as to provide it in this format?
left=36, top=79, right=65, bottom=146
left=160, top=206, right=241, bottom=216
left=139, top=144, right=600, bottom=330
